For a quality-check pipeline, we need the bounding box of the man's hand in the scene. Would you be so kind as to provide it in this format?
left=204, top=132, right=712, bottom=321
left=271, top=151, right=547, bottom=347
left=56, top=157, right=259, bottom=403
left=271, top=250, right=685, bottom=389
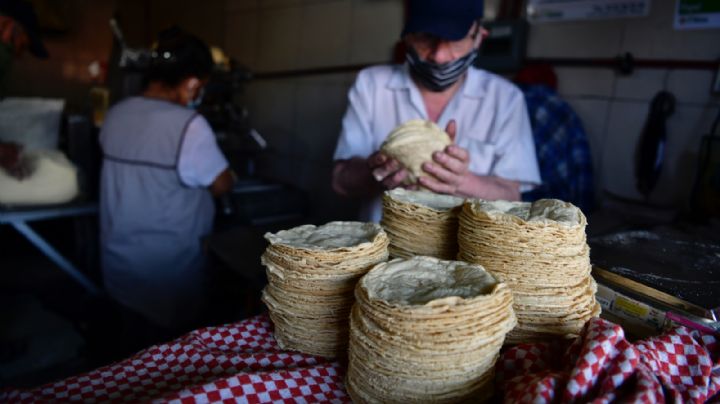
left=368, top=151, right=408, bottom=190
left=418, top=120, right=521, bottom=200
left=332, top=152, right=411, bottom=198
left=418, top=120, right=472, bottom=195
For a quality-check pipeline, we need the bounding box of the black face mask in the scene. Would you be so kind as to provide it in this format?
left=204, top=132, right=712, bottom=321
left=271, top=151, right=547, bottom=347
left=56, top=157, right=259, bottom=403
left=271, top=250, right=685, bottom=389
left=406, top=46, right=478, bottom=92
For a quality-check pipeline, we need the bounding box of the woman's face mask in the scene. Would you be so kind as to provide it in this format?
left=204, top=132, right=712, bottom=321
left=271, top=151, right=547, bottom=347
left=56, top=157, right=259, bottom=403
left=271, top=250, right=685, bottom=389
left=405, top=41, right=478, bottom=92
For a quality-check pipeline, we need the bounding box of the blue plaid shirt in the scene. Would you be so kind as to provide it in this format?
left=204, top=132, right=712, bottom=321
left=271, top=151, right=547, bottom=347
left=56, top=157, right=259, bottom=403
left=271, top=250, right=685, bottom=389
left=520, top=84, right=595, bottom=212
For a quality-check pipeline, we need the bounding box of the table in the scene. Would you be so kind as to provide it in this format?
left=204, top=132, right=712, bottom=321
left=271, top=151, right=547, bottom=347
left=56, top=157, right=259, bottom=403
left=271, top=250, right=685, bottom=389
left=0, top=202, right=100, bottom=295
left=2, top=314, right=718, bottom=403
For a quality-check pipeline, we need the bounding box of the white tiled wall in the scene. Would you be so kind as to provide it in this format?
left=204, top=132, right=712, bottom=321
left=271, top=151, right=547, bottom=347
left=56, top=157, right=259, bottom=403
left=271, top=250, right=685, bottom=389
left=666, top=70, right=717, bottom=105
left=555, top=68, right=615, bottom=98
left=601, top=101, right=648, bottom=201
left=224, top=0, right=719, bottom=220
left=527, top=21, right=624, bottom=58
left=294, top=74, right=351, bottom=163
left=255, top=6, right=303, bottom=72
left=564, top=98, right=611, bottom=192
left=224, top=0, right=400, bottom=222
left=243, top=79, right=298, bottom=158
left=622, top=1, right=719, bottom=60
left=349, top=0, right=403, bottom=64
left=613, top=70, right=671, bottom=101
left=600, top=103, right=717, bottom=206
left=298, top=1, right=353, bottom=69
left=225, top=10, right=259, bottom=67
left=660, top=105, right=719, bottom=205
left=226, top=0, right=259, bottom=12
left=528, top=1, right=719, bottom=209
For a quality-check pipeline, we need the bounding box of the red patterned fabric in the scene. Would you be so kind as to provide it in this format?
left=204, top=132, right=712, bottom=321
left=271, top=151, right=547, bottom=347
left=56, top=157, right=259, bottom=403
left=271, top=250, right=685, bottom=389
left=3, top=315, right=718, bottom=403
left=497, top=317, right=720, bottom=404
left=1, top=314, right=350, bottom=403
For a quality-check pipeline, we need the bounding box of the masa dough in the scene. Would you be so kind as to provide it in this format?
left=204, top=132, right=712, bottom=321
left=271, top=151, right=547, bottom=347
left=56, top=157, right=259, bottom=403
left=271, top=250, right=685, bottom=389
left=0, top=150, right=79, bottom=205
left=380, top=119, right=452, bottom=184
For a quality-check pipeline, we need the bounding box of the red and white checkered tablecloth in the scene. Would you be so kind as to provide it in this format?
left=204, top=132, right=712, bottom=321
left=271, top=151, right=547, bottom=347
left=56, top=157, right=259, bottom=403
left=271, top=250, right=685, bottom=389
left=3, top=315, right=719, bottom=403
left=1, top=314, right=349, bottom=403
left=497, top=317, right=720, bottom=403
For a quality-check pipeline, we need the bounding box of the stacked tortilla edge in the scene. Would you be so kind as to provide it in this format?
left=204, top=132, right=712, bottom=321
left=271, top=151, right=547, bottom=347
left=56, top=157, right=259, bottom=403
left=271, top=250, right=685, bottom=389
left=261, top=221, right=390, bottom=357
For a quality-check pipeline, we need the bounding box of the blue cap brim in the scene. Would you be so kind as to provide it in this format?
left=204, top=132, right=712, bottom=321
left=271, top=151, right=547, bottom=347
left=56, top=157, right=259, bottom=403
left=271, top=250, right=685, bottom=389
left=401, top=14, right=476, bottom=41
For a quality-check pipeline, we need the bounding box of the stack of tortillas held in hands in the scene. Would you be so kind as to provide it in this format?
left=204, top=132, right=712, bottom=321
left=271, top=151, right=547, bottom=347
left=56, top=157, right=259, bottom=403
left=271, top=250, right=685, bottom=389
left=347, top=256, right=516, bottom=403
left=457, top=199, right=600, bottom=344
left=381, top=189, right=464, bottom=260
left=380, top=119, right=451, bottom=185
left=261, top=222, right=389, bottom=357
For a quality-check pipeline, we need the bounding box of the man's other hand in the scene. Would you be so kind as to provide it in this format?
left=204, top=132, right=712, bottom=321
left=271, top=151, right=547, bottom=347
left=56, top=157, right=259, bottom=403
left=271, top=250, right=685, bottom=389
left=418, top=119, right=471, bottom=195
left=368, top=151, right=408, bottom=190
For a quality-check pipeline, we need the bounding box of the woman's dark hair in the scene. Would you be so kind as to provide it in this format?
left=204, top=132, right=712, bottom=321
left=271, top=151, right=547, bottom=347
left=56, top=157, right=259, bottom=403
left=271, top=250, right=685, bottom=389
left=145, top=26, right=213, bottom=86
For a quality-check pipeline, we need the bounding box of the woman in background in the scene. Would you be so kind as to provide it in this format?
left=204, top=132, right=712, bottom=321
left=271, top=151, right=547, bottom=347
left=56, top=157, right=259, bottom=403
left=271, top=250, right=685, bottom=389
left=99, top=26, right=233, bottom=342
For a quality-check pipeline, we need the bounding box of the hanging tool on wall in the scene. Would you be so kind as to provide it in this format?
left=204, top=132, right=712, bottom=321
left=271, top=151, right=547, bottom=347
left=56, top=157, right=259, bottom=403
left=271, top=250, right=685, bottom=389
left=635, top=91, right=676, bottom=199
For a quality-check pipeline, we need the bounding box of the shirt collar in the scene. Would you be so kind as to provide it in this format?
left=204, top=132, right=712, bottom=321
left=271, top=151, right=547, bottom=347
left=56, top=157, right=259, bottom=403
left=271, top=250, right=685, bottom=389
left=386, top=64, right=413, bottom=90
left=386, top=64, right=487, bottom=99
left=462, top=67, right=486, bottom=99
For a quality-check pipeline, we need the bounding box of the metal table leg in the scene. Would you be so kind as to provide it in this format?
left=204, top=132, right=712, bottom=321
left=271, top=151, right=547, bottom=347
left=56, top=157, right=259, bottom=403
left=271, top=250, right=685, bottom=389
left=11, top=221, right=101, bottom=295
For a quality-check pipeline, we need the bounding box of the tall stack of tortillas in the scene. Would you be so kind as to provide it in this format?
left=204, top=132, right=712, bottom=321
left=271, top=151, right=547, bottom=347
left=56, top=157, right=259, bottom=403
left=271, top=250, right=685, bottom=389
left=457, top=199, right=600, bottom=344
left=347, top=256, right=516, bottom=403
left=261, top=222, right=389, bottom=357
left=380, top=119, right=451, bottom=185
left=381, top=189, right=464, bottom=260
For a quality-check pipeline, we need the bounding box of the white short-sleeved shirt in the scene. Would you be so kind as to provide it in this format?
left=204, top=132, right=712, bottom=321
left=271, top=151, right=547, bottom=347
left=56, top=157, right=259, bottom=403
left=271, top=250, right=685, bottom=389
left=333, top=64, right=541, bottom=222
left=178, top=115, right=229, bottom=187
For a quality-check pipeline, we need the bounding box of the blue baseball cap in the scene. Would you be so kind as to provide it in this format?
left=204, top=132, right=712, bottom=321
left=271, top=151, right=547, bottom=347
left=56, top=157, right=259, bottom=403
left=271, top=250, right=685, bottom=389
left=0, top=0, right=48, bottom=58
left=401, top=0, right=484, bottom=41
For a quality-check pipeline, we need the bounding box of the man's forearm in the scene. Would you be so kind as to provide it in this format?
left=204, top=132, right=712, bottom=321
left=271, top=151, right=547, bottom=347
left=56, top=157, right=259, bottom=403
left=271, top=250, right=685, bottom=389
left=332, top=158, right=380, bottom=198
left=457, top=174, right=521, bottom=201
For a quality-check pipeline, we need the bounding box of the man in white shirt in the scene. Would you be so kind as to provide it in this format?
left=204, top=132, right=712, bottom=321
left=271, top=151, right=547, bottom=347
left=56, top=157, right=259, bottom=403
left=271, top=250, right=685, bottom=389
left=332, top=0, right=540, bottom=222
